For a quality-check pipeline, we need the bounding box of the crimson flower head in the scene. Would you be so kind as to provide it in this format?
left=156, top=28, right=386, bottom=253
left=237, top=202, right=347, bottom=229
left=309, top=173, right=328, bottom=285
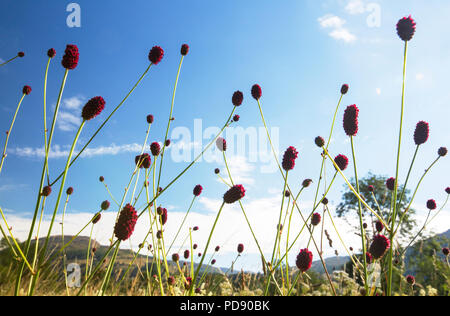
left=215, top=246, right=220, bottom=252
left=442, top=247, right=449, bottom=256
left=216, top=137, right=227, bottom=152
left=150, top=142, right=161, bottom=156
left=438, top=147, right=448, bottom=157
left=341, top=84, right=349, bottom=95
left=296, top=248, right=313, bottom=272
left=282, top=146, right=299, bottom=171
left=334, top=154, right=349, bottom=171
left=224, top=185, right=246, bottom=204
left=311, top=213, right=321, bottom=226
left=368, top=185, right=374, bottom=192
left=184, top=249, right=190, bottom=259
left=193, top=185, right=203, bottom=197
left=232, top=91, right=244, bottom=106
left=42, top=186, right=52, bottom=197
left=386, top=177, right=396, bottom=191
left=165, top=139, right=171, bottom=147
left=366, top=252, right=373, bottom=265
left=397, top=16, right=416, bottom=42
left=237, top=243, right=244, bottom=254
left=193, top=244, right=198, bottom=250
left=446, top=187, right=450, bottom=195
left=22, top=86, right=32, bottom=95
left=181, top=44, right=189, bottom=56
left=172, top=253, right=180, bottom=262
left=101, top=200, right=110, bottom=211
left=285, top=190, right=291, bottom=198
left=315, top=136, right=325, bottom=148
left=92, top=212, right=101, bottom=224
left=211, top=259, right=216, bottom=265
left=426, top=199, right=437, bottom=210
left=184, top=277, right=192, bottom=290
left=406, top=275, right=415, bottom=285
left=322, top=197, right=329, bottom=205
left=147, top=114, right=154, bottom=124
left=343, top=104, right=359, bottom=137
left=193, top=226, right=199, bottom=231
left=414, top=121, right=429, bottom=145
left=114, top=204, right=138, bottom=241
left=99, top=176, right=104, bottom=182
left=302, top=179, right=313, bottom=188
left=375, top=220, right=384, bottom=233
left=62, top=44, right=79, bottom=70
left=47, top=48, right=56, bottom=58
left=82, top=96, right=105, bottom=121
left=251, top=84, right=262, bottom=100
left=66, top=187, right=74, bottom=195
left=369, top=234, right=390, bottom=259
left=160, top=208, right=168, bottom=225
left=148, top=46, right=164, bottom=65
left=135, top=153, right=151, bottom=169
left=214, top=168, right=220, bottom=174
left=18, top=52, right=25, bottom=57
left=168, top=276, right=176, bottom=286
left=233, top=115, right=240, bottom=122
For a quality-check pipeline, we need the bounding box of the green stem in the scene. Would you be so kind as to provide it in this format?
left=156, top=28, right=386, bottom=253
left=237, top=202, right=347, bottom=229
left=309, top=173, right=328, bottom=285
left=0, top=55, right=18, bottom=67
left=167, top=196, right=196, bottom=254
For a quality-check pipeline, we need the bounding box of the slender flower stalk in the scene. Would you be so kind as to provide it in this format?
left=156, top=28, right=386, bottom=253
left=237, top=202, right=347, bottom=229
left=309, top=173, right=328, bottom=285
left=167, top=196, right=197, bottom=254
left=0, top=53, right=23, bottom=67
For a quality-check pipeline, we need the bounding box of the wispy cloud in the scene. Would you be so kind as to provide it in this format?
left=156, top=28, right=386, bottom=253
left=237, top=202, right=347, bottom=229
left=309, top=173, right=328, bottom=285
left=217, top=155, right=256, bottom=185
left=318, top=14, right=356, bottom=43
left=54, top=96, right=85, bottom=132
left=345, top=0, right=366, bottom=15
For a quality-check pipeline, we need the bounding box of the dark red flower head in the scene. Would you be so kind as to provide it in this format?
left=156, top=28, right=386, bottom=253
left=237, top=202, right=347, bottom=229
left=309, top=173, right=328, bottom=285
left=442, top=247, right=449, bottom=256
left=156, top=230, right=163, bottom=239
left=341, top=84, right=349, bottom=95
left=18, top=52, right=25, bottom=57
left=147, top=114, right=154, bottom=124
left=406, top=275, right=415, bottom=285
left=181, top=44, right=189, bottom=56
left=302, top=179, right=313, bottom=188
left=184, top=249, right=190, bottom=259
left=214, top=168, right=220, bottom=174
left=22, top=85, right=32, bottom=95
left=368, top=185, right=374, bottom=192
left=446, top=187, right=450, bottom=195
left=168, top=276, right=176, bottom=286
left=366, top=252, right=373, bottom=264
left=397, top=16, right=416, bottom=42
left=92, top=212, right=101, bottom=224
left=184, top=277, right=192, bottom=290
left=172, top=253, right=180, bottom=262
left=101, top=200, right=110, bottom=211
left=66, top=187, right=74, bottom=195
left=296, top=248, right=313, bottom=272
left=224, top=185, right=246, bottom=204
left=193, top=226, right=199, bottom=231
left=237, top=243, right=244, bottom=254
left=282, top=146, right=299, bottom=171
left=369, top=234, right=390, bottom=259
left=99, top=176, right=104, bottom=182
left=150, top=142, right=161, bottom=156
left=315, top=136, right=325, bottom=148
left=251, top=84, right=262, bottom=100
left=311, top=213, right=321, bottom=226
left=414, top=121, right=429, bottom=145
left=321, top=197, right=329, bottom=205
left=232, top=91, right=244, bottom=106
left=211, top=259, right=216, bottom=265
left=47, top=48, right=56, bottom=58
left=285, top=190, right=291, bottom=198
left=438, top=147, right=448, bottom=157
left=42, top=186, right=52, bottom=197
left=216, top=137, right=227, bottom=152
left=165, top=139, right=171, bottom=147
left=82, top=96, right=105, bottom=121
left=193, top=244, right=198, bottom=250
left=114, top=204, right=138, bottom=241
left=193, top=185, right=203, bottom=197
left=233, top=115, right=240, bottom=122
left=386, top=177, right=396, bottom=191
left=160, top=208, right=168, bottom=225
left=215, top=246, right=220, bottom=252
left=426, top=199, right=437, bottom=210
left=375, top=220, right=384, bottom=233
left=135, top=153, right=151, bottom=169
left=343, top=104, right=359, bottom=137
left=62, top=44, right=79, bottom=70
left=148, top=46, right=164, bottom=65
left=334, top=154, right=349, bottom=171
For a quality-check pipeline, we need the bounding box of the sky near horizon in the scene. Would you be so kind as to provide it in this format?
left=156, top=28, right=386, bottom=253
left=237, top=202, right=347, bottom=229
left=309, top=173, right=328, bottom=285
left=0, top=0, right=449, bottom=272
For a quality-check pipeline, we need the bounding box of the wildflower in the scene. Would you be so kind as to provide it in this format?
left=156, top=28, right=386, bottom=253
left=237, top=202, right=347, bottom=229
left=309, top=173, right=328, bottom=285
left=101, top=200, right=110, bottom=211
left=193, top=226, right=199, bottom=231
left=181, top=44, right=189, bottom=56
left=148, top=46, right=164, bottom=65
left=82, top=96, right=105, bottom=121
left=193, top=185, right=203, bottom=197
left=223, top=185, right=246, bottom=204
left=66, top=187, right=74, bottom=195
left=114, top=204, right=138, bottom=241
left=426, top=199, right=437, bottom=210
left=343, top=104, right=359, bottom=137
left=184, top=249, right=190, bottom=259
left=251, top=84, right=262, bottom=100
left=366, top=252, right=373, bottom=264
left=135, top=153, right=151, bottom=169
left=368, top=185, right=374, bottom=192
left=386, top=177, right=396, bottom=191
left=375, top=221, right=384, bottom=232
left=369, top=234, right=390, bottom=259
left=237, top=243, right=244, bottom=254
left=311, top=213, right=321, bottom=226
left=193, top=244, right=198, bottom=250
left=397, top=16, right=416, bottom=42
left=406, top=275, right=416, bottom=285
left=232, top=91, right=244, bottom=106
left=99, top=176, right=104, bottom=182
left=195, top=288, right=201, bottom=294
left=341, top=84, right=349, bottom=95
left=282, top=146, right=299, bottom=171
left=215, top=246, right=220, bottom=252
left=92, top=212, right=101, bottom=224
left=42, top=186, right=52, bottom=197
left=168, top=276, right=176, bottom=286
left=22, top=86, right=32, bottom=95
left=147, top=114, right=154, bottom=124
left=438, top=147, right=448, bottom=157
left=165, top=139, right=171, bottom=147
left=47, top=48, right=56, bottom=58
left=211, top=259, right=216, bottom=265
left=215, top=168, right=220, bottom=174
left=446, top=187, right=450, bottom=194
left=92, top=247, right=97, bottom=253
left=296, top=248, right=313, bottom=272
left=233, top=115, right=240, bottom=122
left=363, top=223, right=368, bottom=229
left=216, top=137, right=227, bottom=152
left=150, top=142, right=161, bottom=156
left=184, top=277, right=192, bottom=290
left=302, top=179, right=313, bottom=188
left=62, top=44, right=79, bottom=70
left=18, top=52, right=25, bottom=57
left=198, top=253, right=202, bottom=257
left=161, top=208, right=168, bottom=225
left=414, top=121, right=429, bottom=145
left=315, top=136, right=325, bottom=148
left=284, top=190, right=291, bottom=198
left=322, top=197, right=329, bottom=205
left=156, top=230, right=163, bottom=239
left=442, top=247, right=449, bottom=256
left=334, top=154, right=349, bottom=171
left=172, top=254, right=180, bottom=262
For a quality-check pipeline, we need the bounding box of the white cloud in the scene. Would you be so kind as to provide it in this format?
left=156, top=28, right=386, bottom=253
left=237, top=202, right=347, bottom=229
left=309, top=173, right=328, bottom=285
left=345, top=0, right=366, bottom=15
left=57, top=111, right=83, bottom=132
left=318, top=15, right=357, bottom=43
left=62, top=96, right=84, bottom=110
left=318, top=14, right=346, bottom=29
left=218, top=155, right=256, bottom=185
left=329, top=28, right=357, bottom=43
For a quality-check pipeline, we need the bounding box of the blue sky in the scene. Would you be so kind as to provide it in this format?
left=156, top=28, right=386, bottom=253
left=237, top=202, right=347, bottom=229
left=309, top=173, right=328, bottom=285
left=0, top=0, right=449, bottom=271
